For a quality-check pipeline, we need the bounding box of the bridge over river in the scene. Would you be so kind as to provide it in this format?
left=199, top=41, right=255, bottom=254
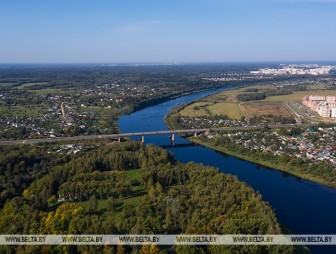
left=0, top=123, right=316, bottom=146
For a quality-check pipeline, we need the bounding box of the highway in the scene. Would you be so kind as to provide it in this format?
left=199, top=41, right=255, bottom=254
left=0, top=123, right=317, bottom=146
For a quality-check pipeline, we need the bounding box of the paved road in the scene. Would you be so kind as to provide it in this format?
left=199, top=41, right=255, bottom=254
left=0, top=123, right=318, bottom=146
left=283, top=101, right=303, bottom=124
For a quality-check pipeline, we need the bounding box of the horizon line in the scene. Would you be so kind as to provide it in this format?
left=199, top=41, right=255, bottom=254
left=1, top=60, right=336, bottom=65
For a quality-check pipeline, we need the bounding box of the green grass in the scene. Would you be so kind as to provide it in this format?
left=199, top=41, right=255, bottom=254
left=97, top=107, right=119, bottom=121
left=116, top=196, right=143, bottom=209
left=78, top=199, right=108, bottom=211
left=179, top=102, right=211, bottom=117
left=125, top=168, right=141, bottom=182
left=179, top=101, right=243, bottom=119
left=125, top=168, right=144, bottom=192
left=207, top=102, right=243, bottom=119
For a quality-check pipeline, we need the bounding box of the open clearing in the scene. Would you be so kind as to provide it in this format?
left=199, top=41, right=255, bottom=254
left=179, top=101, right=243, bottom=119
left=207, top=102, right=243, bottom=119
left=240, top=101, right=292, bottom=118
left=179, top=102, right=212, bottom=117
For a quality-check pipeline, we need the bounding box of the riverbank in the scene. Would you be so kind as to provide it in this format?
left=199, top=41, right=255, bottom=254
left=165, top=112, right=336, bottom=190
left=189, top=137, right=336, bottom=189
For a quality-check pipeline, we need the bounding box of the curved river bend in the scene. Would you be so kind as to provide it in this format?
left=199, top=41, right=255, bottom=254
left=119, top=88, right=336, bottom=254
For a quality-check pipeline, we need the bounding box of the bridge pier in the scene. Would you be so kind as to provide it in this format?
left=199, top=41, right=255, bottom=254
left=118, top=137, right=121, bottom=142
left=194, top=132, right=197, bottom=137
left=170, top=134, right=175, bottom=147
left=141, top=136, right=145, bottom=143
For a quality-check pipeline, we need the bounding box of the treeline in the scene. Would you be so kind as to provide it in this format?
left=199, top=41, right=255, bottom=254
left=236, top=92, right=266, bottom=102
left=236, top=83, right=314, bottom=102
left=0, top=141, right=298, bottom=254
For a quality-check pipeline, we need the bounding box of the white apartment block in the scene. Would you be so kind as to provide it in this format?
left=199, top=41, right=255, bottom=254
left=302, top=95, right=336, bottom=118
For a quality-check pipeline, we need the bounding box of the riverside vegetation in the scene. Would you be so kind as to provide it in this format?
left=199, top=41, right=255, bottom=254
left=0, top=141, right=307, bottom=254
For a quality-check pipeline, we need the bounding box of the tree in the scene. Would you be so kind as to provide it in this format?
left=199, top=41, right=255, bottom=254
left=139, top=245, right=150, bottom=254
left=89, top=195, right=98, bottom=212
left=116, top=245, right=125, bottom=254
left=107, top=197, right=115, bottom=211
left=103, top=246, right=115, bottom=254
left=149, top=244, right=160, bottom=254
left=47, top=195, right=57, bottom=206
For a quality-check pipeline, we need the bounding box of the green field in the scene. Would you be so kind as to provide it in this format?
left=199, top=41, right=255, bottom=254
left=179, top=101, right=243, bottom=119
left=179, top=102, right=211, bottom=117
left=206, top=102, right=243, bottom=119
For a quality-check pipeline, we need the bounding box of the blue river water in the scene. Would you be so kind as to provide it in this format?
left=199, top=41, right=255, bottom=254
left=118, top=87, right=336, bottom=254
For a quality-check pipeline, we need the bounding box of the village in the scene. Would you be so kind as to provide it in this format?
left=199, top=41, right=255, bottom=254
left=170, top=114, right=295, bottom=130
left=205, top=126, right=336, bottom=166
left=0, top=78, right=187, bottom=140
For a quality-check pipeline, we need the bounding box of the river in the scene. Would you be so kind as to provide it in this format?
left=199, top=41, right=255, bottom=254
left=118, top=87, right=336, bottom=254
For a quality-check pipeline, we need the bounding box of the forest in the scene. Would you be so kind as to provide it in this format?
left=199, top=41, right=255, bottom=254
left=0, top=141, right=299, bottom=254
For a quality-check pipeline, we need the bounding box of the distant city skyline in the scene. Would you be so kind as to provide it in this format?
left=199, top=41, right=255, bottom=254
left=0, top=0, right=336, bottom=63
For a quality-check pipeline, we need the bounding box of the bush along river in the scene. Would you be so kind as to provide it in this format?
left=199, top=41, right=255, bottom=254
left=118, top=87, right=336, bottom=254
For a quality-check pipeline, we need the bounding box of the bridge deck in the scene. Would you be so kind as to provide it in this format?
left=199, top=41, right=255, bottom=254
left=0, top=123, right=316, bottom=146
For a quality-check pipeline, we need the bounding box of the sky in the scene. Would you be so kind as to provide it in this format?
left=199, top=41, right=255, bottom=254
left=0, top=0, right=335, bottom=63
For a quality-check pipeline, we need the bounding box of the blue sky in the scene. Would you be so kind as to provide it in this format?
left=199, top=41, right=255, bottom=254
left=0, top=0, right=335, bottom=63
